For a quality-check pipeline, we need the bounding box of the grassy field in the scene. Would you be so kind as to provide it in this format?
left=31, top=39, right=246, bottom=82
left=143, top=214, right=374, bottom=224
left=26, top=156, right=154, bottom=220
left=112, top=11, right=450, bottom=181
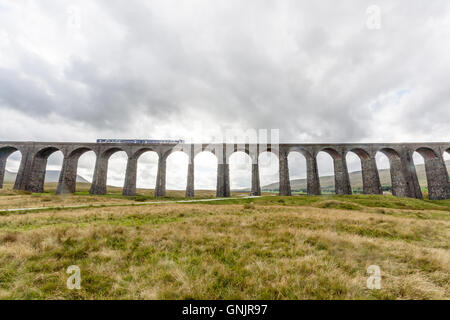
left=0, top=183, right=449, bottom=300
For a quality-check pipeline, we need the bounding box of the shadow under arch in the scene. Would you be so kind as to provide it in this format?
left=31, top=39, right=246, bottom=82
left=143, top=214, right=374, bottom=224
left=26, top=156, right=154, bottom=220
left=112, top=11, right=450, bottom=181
left=0, top=146, right=22, bottom=189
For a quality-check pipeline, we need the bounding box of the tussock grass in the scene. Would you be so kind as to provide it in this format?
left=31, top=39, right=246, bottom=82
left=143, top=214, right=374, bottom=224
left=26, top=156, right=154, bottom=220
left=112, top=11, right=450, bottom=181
left=0, top=188, right=449, bottom=299
left=313, top=200, right=363, bottom=211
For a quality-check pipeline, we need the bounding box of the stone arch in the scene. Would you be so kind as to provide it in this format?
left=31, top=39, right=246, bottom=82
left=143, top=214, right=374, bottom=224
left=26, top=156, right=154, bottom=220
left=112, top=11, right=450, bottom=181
left=56, top=147, right=96, bottom=194
left=318, top=147, right=352, bottom=195
left=258, top=151, right=279, bottom=193
left=286, top=147, right=320, bottom=195
left=348, top=148, right=382, bottom=195
left=349, top=148, right=371, bottom=161
left=0, top=146, right=22, bottom=189
left=345, top=150, right=363, bottom=194
left=378, top=148, right=408, bottom=197
left=316, top=150, right=335, bottom=194
left=133, top=147, right=158, bottom=161
left=90, top=147, right=127, bottom=195
left=229, top=151, right=252, bottom=193
left=27, top=146, right=63, bottom=193
left=68, top=147, right=94, bottom=158
left=415, top=147, right=439, bottom=160
left=166, top=151, right=189, bottom=192
left=117, top=148, right=160, bottom=197
left=133, top=149, right=159, bottom=193
left=194, top=151, right=218, bottom=192
left=228, top=148, right=251, bottom=162
left=287, top=150, right=308, bottom=194
left=321, top=147, right=342, bottom=160
left=101, top=147, right=125, bottom=160
left=73, top=149, right=96, bottom=193
left=414, top=147, right=449, bottom=200
left=258, top=148, right=280, bottom=160
left=106, top=149, right=128, bottom=190
left=197, top=144, right=221, bottom=160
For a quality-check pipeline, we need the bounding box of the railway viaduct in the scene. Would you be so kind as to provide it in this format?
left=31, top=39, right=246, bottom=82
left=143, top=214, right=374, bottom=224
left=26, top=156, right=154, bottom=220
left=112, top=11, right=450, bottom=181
left=0, top=141, right=449, bottom=200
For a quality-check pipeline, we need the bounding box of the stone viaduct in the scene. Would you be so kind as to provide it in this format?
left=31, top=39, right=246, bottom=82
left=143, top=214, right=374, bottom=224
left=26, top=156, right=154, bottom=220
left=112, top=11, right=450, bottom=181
left=0, top=141, right=449, bottom=200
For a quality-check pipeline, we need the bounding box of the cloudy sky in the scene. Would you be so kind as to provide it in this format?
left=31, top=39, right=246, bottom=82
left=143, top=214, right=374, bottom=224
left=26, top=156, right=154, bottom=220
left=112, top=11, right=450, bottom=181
left=1, top=0, right=449, bottom=190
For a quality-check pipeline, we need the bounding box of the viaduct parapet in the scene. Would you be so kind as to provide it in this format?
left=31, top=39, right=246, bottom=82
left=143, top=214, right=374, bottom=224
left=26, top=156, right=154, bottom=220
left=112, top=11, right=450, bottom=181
left=0, top=141, right=449, bottom=200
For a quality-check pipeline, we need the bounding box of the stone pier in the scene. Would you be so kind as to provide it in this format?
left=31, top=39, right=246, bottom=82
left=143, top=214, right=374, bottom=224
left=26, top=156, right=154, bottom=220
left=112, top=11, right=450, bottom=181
left=279, top=150, right=291, bottom=196
left=155, top=155, right=167, bottom=197
left=122, top=156, right=138, bottom=196
left=306, top=155, right=321, bottom=195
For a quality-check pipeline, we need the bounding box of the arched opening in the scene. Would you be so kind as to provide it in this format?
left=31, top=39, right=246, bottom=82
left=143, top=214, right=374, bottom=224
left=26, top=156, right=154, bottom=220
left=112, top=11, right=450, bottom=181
left=25, top=147, right=62, bottom=193
left=287, top=151, right=307, bottom=194
left=0, top=147, right=22, bottom=189
left=45, top=150, right=64, bottom=192
left=258, top=151, right=279, bottom=193
left=194, top=152, right=217, bottom=195
left=412, top=151, right=427, bottom=194
left=415, top=147, right=449, bottom=200
left=316, top=151, right=335, bottom=194
left=166, top=151, right=189, bottom=194
left=136, top=151, right=158, bottom=195
left=377, top=148, right=409, bottom=197
left=75, top=150, right=96, bottom=193
left=375, top=151, right=392, bottom=194
left=106, top=150, right=127, bottom=193
left=345, top=151, right=363, bottom=194
left=229, top=151, right=252, bottom=193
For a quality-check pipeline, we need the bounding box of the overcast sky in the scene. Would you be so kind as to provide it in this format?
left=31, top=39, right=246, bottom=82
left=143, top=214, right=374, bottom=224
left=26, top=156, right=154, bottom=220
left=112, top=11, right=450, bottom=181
left=1, top=0, right=449, bottom=190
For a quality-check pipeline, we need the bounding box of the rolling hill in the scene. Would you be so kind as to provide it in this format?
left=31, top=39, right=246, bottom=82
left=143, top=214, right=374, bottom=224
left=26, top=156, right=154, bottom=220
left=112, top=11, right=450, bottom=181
left=259, top=161, right=450, bottom=193
left=3, top=170, right=89, bottom=184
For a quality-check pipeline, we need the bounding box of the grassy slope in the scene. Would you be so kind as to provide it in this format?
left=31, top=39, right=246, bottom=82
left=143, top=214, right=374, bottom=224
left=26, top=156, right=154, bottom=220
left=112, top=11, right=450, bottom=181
left=0, top=187, right=449, bottom=299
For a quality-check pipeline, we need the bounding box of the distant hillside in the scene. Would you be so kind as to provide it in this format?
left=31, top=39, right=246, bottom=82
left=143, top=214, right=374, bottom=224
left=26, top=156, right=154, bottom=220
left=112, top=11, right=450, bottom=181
left=259, top=160, right=450, bottom=193
left=4, top=170, right=89, bottom=184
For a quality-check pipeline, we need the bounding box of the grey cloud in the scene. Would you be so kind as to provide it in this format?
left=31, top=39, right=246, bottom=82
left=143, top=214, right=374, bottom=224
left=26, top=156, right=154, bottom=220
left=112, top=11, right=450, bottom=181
left=1, top=0, right=450, bottom=189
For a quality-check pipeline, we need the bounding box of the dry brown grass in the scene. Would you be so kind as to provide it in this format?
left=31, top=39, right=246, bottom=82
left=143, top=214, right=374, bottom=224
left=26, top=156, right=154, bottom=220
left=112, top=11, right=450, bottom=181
left=0, top=183, right=234, bottom=210
left=0, top=194, right=449, bottom=300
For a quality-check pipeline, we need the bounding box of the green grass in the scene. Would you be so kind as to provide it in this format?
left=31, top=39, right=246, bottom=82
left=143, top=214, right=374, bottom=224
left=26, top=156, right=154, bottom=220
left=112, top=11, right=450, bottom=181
left=0, top=189, right=449, bottom=300
left=200, top=194, right=450, bottom=211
